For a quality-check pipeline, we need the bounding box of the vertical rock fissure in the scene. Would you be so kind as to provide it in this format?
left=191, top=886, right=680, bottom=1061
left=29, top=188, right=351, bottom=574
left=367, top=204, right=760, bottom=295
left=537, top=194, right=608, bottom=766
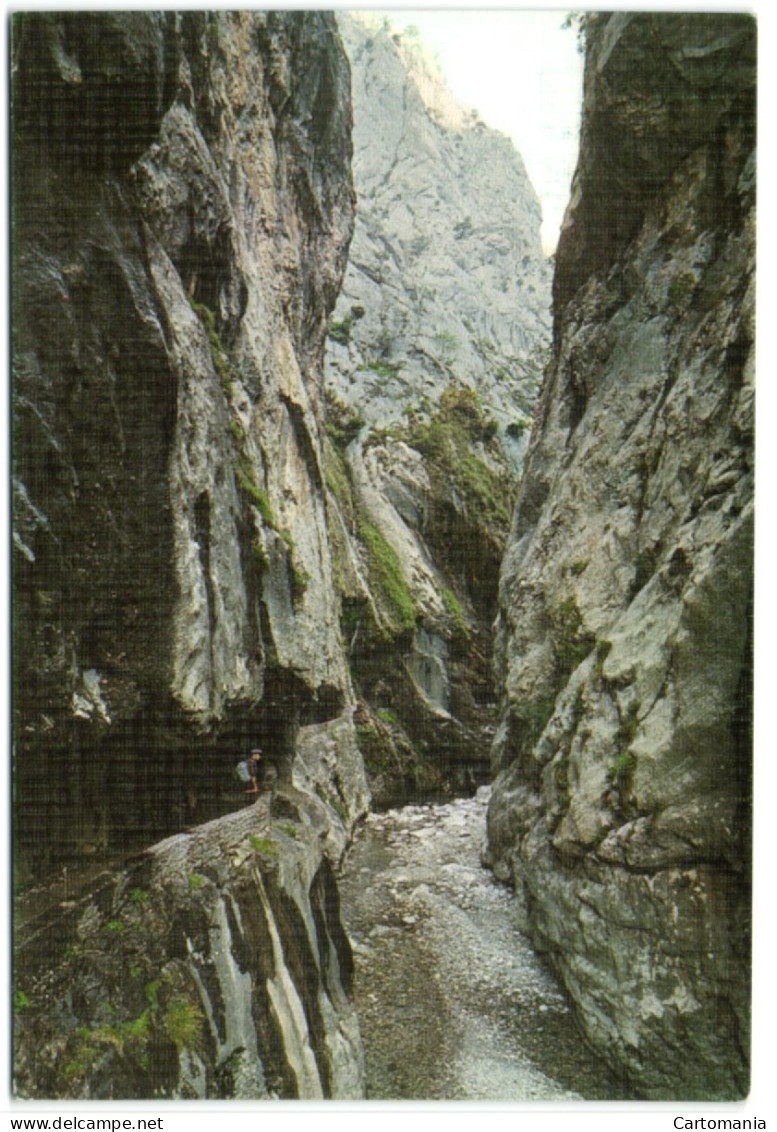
left=323, top=14, right=552, bottom=806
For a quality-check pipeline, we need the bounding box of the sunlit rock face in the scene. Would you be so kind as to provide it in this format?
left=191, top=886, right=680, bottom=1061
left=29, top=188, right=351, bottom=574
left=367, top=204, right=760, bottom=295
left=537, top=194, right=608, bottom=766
left=14, top=788, right=364, bottom=1099
left=322, top=15, right=552, bottom=803
left=487, top=14, right=754, bottom=1099
left=327, top=13, right=550, bottom=442
left=12, top=11, right=367, bottom=873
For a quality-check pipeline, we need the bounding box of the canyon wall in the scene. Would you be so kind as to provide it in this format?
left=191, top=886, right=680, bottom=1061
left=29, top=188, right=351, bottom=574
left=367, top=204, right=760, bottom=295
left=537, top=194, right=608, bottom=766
left=13, top=10, right=367, bottom=869
left=12, top=11, right=366, bottom=1098
left=487, top=13, right=755, bottom=1099
left=328, top=14, right=550, bottom=439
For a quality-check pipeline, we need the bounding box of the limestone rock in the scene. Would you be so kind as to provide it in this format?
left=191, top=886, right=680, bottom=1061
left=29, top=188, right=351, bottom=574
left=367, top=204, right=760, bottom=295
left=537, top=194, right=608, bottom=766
left=327, top=14, right=550, bottom=442
left=14, top=789, right=363, bottom=1099
left=12, top=11, right=362, bottom=874
left=487, top=13, right=754, bottom=1100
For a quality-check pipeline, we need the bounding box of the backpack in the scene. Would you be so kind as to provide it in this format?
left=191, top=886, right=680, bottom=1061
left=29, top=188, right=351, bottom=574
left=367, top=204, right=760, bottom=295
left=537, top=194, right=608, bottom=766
left=235, top=759, right=253, bottom=784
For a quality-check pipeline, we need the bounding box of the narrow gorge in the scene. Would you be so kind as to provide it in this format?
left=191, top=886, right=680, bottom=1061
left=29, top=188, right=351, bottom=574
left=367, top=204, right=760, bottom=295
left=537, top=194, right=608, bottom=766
left=12, top=11, right=754, bottom=1103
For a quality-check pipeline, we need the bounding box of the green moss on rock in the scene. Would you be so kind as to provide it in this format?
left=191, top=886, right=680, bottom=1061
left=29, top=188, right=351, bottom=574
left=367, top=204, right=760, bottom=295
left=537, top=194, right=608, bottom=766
left=358, top=513, right=416, bottom=636
left=190, top=299, right=236, bottom=399
left=551, top=596, right=596, bottom=681
left=405, top=384, right=513, bottom=531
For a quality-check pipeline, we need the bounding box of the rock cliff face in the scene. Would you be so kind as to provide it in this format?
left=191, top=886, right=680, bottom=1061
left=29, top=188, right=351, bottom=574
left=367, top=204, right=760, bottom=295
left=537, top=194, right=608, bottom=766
left=322, top=15, right=551, bottom=802
left=12, top=10, right=366, bottom=1099
left=486, top=14, right=754, bottom=1100
left=15, top=787, right=363, bottom=1099
left=327, top=14, right=550, bottom=440
left=12, top=11, right=367, bottom=872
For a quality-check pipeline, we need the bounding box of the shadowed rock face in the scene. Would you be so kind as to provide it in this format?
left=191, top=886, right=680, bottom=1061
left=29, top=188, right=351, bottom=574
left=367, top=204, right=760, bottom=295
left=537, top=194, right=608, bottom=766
left=487, top=14, right=754, bottom=1099
left=12, top=11, right=364, bottom=875
left=14, top=787, right=363, bottom=1099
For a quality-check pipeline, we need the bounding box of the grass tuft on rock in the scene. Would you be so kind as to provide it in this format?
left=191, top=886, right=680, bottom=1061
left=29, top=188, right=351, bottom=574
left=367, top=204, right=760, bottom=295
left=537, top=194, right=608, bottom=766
left=164, top=996, right=205, bottom=1053
left=249, top=834, right=279, bottom=857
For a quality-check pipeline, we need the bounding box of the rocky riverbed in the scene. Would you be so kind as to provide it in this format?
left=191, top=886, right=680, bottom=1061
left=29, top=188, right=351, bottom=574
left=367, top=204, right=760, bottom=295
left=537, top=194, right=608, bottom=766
left=339, top=787, right=631, bottom=1100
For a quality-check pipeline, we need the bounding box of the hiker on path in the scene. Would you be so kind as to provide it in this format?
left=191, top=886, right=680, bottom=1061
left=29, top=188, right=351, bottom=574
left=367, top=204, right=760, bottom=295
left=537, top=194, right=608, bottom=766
left=247, top=749, right=263, bottom=794
left=237, top=748, right=264, bottom=795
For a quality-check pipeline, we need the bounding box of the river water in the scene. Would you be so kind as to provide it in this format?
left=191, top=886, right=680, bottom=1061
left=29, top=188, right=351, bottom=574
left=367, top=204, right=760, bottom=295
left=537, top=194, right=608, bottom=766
left=339, top=786, right=628, bottom=1101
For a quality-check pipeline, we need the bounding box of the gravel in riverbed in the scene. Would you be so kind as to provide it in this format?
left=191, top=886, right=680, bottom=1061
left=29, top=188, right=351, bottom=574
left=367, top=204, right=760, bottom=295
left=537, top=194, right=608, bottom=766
left=339, top=787, right=629, bottom=1101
